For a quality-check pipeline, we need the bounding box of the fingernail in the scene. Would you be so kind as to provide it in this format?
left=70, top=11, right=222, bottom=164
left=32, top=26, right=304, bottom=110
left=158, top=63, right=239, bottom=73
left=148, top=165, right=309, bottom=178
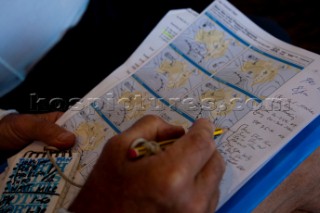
left=57, top=132, right=75, bottom=142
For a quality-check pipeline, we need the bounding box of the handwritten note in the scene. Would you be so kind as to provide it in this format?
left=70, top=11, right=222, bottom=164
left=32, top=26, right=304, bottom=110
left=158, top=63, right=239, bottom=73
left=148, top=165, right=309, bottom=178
left=0, top=153, right=74, bottom=212
left=216, top=68, right=320, bottom=208
left=218, top=97, right=302, bottom=171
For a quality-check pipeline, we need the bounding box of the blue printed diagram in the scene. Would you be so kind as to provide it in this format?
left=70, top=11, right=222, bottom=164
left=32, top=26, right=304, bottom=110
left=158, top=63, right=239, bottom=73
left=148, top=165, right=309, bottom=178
left=214, top=49, right=301, bottom=99
left=171, top=15, right=247, bottom=72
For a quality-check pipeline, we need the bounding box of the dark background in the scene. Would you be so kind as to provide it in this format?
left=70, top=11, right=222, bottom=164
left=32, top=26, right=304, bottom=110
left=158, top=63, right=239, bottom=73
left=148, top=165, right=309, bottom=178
left=0, top=0, right=319, bottom=113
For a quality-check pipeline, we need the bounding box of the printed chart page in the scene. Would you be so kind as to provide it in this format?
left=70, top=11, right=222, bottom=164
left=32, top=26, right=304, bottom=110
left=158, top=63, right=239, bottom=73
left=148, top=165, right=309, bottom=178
left=58, top=0, right=320, bottom=209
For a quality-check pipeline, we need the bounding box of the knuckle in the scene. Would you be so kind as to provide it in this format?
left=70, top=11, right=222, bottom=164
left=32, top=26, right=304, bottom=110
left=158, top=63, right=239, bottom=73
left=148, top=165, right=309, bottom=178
left=189, top=131, right=213, bottom=151
left=189, top=131, right=207, bottom=142
left=142, top=114, right=162, bottom=124
left=197, top=117, right=212, bottom=126
left=196, top=118, right=213, bottom=131
left=154, top=167, right=185, bottom=197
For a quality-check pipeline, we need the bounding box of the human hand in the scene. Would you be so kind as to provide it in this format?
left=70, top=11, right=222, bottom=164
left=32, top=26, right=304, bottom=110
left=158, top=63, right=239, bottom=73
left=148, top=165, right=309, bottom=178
left=0, top=112, right=75, bottom=150
left=69, top=115, right=225, bottom=213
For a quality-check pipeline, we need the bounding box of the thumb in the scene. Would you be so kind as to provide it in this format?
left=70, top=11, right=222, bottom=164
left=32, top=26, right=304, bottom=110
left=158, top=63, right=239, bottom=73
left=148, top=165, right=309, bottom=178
left=3, top=113, right=75, bottom=150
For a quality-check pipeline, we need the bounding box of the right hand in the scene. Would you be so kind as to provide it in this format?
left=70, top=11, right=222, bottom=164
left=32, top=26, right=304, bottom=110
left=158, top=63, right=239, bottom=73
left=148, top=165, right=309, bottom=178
left=69, top=115, right=225, bottom=213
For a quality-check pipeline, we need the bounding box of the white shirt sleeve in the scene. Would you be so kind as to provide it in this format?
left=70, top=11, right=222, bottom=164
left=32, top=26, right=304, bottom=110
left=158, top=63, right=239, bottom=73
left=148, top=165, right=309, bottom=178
left=0, top=0, right=89, bottom=97
left=0, top=109, right=18, bottom=120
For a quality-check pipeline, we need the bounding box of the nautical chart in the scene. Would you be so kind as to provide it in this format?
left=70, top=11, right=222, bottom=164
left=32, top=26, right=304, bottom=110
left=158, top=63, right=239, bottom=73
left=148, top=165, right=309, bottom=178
left=214, top=49, right=300, bottom=99
left=62, top=108, right=115, bottom=180
left=60, top=7, right=305, bottom=183
left=58, top=0, right=308, bottom=208
left=170, top=15, right=247, bottom=73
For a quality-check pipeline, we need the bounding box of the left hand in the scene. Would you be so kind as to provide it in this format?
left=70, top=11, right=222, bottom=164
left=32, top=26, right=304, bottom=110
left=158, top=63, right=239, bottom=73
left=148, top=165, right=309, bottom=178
left=0, top=112, right=75, bottom=150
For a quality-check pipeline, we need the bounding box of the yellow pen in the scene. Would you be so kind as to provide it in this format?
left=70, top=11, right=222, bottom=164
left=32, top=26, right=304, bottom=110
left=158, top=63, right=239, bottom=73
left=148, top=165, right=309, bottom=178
left=128, top=128, right=226, bottom=159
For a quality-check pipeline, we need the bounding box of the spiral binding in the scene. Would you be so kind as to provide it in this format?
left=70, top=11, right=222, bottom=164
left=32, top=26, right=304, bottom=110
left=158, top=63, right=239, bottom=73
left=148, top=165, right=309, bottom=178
left=23, top=149, right=72, bottom=158
left=21, top=146, right=83, bottom=188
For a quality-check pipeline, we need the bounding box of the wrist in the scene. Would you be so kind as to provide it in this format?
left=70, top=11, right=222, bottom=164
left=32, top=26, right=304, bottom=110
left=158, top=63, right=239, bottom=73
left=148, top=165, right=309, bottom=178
left=0, top=109, right=18, bottom=120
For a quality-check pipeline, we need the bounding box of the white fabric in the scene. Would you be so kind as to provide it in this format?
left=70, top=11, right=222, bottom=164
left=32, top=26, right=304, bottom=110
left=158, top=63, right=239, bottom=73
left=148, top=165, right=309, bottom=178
left=0, top=109, right=18, bottom=120
left=0, top=0, right=89, bottom=97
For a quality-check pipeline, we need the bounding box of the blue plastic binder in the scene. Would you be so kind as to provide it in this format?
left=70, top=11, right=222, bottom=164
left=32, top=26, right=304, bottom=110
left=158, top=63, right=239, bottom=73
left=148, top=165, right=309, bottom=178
left=217, top=115, right=320, bottom=213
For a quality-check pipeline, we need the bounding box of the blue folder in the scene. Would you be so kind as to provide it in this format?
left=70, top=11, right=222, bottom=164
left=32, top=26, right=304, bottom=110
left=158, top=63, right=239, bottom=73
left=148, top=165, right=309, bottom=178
left=217, top=115, right=320, bottom=213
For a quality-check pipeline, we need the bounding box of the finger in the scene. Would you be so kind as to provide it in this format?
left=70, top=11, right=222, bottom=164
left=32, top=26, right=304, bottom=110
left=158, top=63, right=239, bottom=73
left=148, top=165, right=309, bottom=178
left=33, top=111, right=63, bottom=122
left=118, top=115, right=185, bottom=149
left=13, top=114, right=75, bottom=149
left=206, top=188, right=222, bottom=213
left=166, top=118, right=216, bottom=177
left=101, top=115, right=184, bottom=165
left=195, top=151, right=225, bottom=205
left=196, top=148, right=225, bottom=187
